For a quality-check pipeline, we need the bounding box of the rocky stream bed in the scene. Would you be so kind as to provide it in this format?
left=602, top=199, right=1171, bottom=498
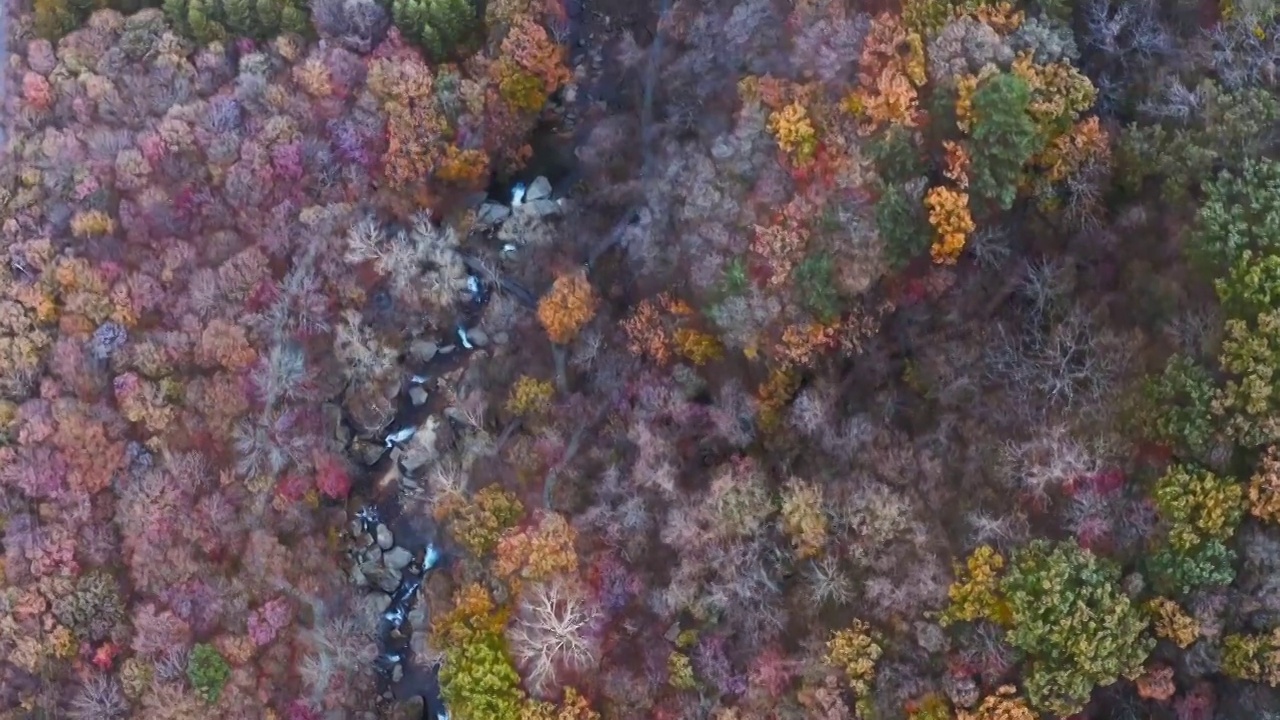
left=338, top=173, right=573, bottom=719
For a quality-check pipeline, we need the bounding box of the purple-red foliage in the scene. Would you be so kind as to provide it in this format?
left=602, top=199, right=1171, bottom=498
left=1, top=445, right=68, bottom=499
left=131, top=603, right=193, bottom=658
left=277, top=472, right=314, bottom=502
left=313, top=453, right=352, bottom=499
left=190, top=492, right=243, bottom=557
left=693, top=633, right=748, bottom=698
left=249, top=597, right=293, bottom=646
left=161, top=579, right=228, bottom=637
left=588, top=551, right=643, bottom=615
left=1175, top=681, right=1216, bottom=720
left=746, top=645, right=796, bottom=700
left=285, top=698, right=325, bottom=720
left=1064, top=468, right=1126, bottom=497
left=27, top=524, right=79, bottom=578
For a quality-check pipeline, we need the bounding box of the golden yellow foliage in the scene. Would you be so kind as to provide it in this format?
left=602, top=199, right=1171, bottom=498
left=752, top=221, right=810, bottom=287
left=1011, top=54, right=1097, bottom=135
left=780, top=478, right=828, bottom=559
left=973, top=2, right=1024, bottom=33
left=944, top=140, right=970, bottom=188
left=70, top=210, right=116, bottom=238
left=497, top=61, right=550, bottom=113
left=538, top=271, right=598, bottom=344
left=955, top=686, right=1035, bottom=720
left=494, top=511, right=579, bottom=586
left=1250, top=446, right=1280, bottom=523
left=925, top=186, right=975, bottom=265
left=437, top=145, right=491, bottom=185
left=1038, top=115, right=1109, bottom=183
left=623, top=293, right=714, bottom=366
left=433, top=583, right=509, bottom=645
left=847, top=13, right=926, bottom=135
left=860, top=13, right=927, bottom=88
left=756, top=367, right=801, bottom=432
left=448, top=486, right=525, bottom=555
left=941, top=545, right=1010, bottom=626
left=1149, top=597, right=1200, bottom=649
left=673, top=328, right=723, bottom=365
left=767, top=102, right=819, bottom=165
left=507, top=376, right=556, bottom=417
left=954, top=65, right=999, bottom=133
left=49, top=625, right=76, bottom=660
left=520, top=688, right=601, bottom=720
left=858, top=67, right=921, bottom=133
left=825, top=620, right=883, bottom=695
left=775, top=323, right=839, bottom=369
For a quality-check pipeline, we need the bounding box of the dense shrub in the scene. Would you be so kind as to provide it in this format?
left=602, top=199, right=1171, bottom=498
left=387, top=0, right=479, bottom=60
left=966, top=73, right=1042, bottom=211
left=1001, top=541, right=1153, bottom=716
left=1191, top=158, right=1280, bottom=272
left=162, top=0, right=310, bottom=41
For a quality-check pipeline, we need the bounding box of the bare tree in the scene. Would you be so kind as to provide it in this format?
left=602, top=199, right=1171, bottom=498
left=507, top=578, right=602, bottom=697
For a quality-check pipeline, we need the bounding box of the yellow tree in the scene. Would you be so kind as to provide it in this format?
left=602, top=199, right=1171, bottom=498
left=537, top=271, right=598, bottom=344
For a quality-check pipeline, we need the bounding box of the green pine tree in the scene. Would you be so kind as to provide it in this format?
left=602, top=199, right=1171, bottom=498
left=967, top=72, right=1042, bottom=212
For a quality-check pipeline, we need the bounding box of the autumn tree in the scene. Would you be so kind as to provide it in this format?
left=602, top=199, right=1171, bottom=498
left=1001, top=541, right=1153, bottom=716
left=537, top=272, right=598, bottom=345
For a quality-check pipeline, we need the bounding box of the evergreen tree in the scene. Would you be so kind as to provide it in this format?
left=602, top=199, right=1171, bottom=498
left=967, top=73, right=1042, bottom=211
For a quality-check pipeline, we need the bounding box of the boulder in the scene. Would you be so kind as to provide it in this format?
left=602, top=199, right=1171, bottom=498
left=383, top=547, right=413, bottom=571
left=375, top=523, right=394, bottom=550
left=477, top=202, right=511, bottom=226
left=410, top=340, right=438, bottom=363
left=526, top=175, right=553, bottom=201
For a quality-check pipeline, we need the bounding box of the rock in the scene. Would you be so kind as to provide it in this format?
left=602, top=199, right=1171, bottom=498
left=345, top=384, right=396, bottom=436
left=361, top=546, right=383, bottom=565
left=376, top=524, right=394, bottom=550
left=368, top=565, right=402, bottom=594
left=526, top=176, right=553, bottom=201
left=351, top=439, right=385, bottom=466
left=466, top=328, right=489, bottom=347
left=525, top=198, right=562, bottom=217
left=384, top=547, right=413, bottom=571
left=438, top=344, right=455, bottom=354
left=409, top=386, right=429, bottom=406
left=399, top=416, right=441, bottom=475
left=408, top=601, right=428, bottom=630
left=477, top=202, right=511, bottom=226
left=363, top=592, right=392, bottom=616
left=410, top=340, right=438, bottom=363
left=400, top=449, right=432, bottom=474
left=350, top=565, right=368, bottom=588
left=391, top=663, right=404, bottom=683
left=326, top=403, right=351, bottom=446
left=494, top=331, right=509, bottom=345
left=356, top=532, right=374, bottom=550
